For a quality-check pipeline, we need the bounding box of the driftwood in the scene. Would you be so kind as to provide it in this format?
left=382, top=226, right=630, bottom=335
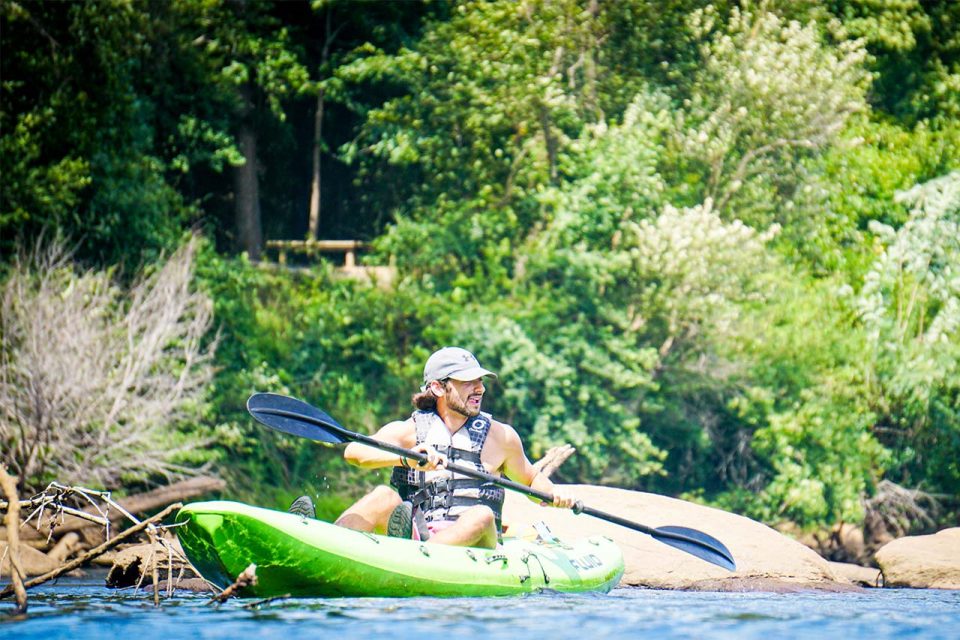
left=0, top=502, right=182, bottom=600
left=242, top=593, right=291, bottom=609
left=106, top=537, right=199, bottom=589
left=208, top=563, right=257, bottom=604
left=16, top=476, right=224, bottom=542
left=0, top=465, right=28, bottom=614
left=47, top=532, right=81, bottom=563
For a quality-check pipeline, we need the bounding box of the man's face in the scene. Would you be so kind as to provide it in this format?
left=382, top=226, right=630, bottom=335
left=440, top=377, right=485, bottom=417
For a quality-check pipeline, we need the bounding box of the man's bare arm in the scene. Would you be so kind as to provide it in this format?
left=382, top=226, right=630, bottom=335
left=499, top=423, right=576, bottom=509
left=343, top=421, right=416, bottom=469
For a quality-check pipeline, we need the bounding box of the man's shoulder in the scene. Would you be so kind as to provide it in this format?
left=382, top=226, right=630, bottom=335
left=379, top=417, right=416, bottom=434
left=488, top=418, right=520, bottom=441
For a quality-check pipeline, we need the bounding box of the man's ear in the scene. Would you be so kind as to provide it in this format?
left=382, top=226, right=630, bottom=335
left=429, top=380, right=445, bottom=398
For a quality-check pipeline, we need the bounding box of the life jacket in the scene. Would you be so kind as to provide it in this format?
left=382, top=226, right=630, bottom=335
left=389, top=411, right=506, bottom=532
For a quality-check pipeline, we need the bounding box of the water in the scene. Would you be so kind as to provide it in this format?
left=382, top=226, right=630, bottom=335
left=3, top=575, right=959, bottom=639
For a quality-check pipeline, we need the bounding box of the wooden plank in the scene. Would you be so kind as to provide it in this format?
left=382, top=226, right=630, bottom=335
left=265, top=239, right=369, bottom=252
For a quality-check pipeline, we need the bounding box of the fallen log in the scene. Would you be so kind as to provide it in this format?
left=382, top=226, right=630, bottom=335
left=47, top=532, right=81, bottom=563
left=0, top=542, right=60, bottom=576
left=105, top=538, right=198, bottom=589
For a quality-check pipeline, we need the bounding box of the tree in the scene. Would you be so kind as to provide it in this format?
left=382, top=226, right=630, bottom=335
left=0, top=236, right=215, bottom=490
left=194, top=0, right=310, bottom=259
left=858, top=171, right=960, bottom=494
left=671, top=6, right=870, bottom=223
left=339, top=0, right=648, bottom=284
left=0, top=0, right=192, bottom=266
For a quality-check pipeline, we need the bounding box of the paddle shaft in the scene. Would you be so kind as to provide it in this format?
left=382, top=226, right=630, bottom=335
left=258, top=406, right=678, bottom=544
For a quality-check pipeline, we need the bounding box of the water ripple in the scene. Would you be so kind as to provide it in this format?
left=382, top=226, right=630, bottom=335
left=1, top=581, right=958, bottom=639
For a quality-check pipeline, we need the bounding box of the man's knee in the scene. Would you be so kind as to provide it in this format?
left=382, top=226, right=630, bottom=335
left=464, top=505, right=496, bottom=528
left=369, top=485, right=402, bottom=509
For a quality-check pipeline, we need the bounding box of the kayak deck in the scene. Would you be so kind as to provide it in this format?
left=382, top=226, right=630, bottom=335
left=176, top=501, right=624, bottom=598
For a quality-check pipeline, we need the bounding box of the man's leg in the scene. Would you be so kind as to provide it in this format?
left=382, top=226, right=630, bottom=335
left=334, top=485, right=402, bottom=534
left=427, top=505, right=497, bottom=549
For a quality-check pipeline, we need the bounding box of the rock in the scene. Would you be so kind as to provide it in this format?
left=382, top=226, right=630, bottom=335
left=156, top=577, right=216, bottom=594
left=827, top=523, right=867, bottom=563
left=829, top=561, right=881, bottom=587
left=875, top=527, right=960, bottom=589
left=503, top=485, right=855, bottom=591
left=47, top=532, right=82, bottom=563
left=0, top=541, right=60, bottom=576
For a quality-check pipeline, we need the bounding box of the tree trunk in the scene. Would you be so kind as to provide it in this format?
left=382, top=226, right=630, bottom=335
left=234, top=83, right=262, bottom=260
left=307, top=87, right=325, bottom=240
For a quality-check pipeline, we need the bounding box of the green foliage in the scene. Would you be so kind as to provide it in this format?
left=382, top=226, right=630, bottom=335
left=836, top=0, right=959, bottom=123
left=671, top=6, right=870, bottom=224
left=1, top=1, right=207, bottom=265
left=0, top=107, right=91, bottom=233
left=3, top=0, right=959, bottom=532
left=341, top=0, right=672, bottom=286
left=194, top=247, right=435, bottom=496
left=857, top=172, right=960, bottom=495
left=711, top=275, right=888, bottom=524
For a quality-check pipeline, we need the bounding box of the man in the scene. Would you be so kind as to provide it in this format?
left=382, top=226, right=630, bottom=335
left=293, top=347, right=576, bottom=550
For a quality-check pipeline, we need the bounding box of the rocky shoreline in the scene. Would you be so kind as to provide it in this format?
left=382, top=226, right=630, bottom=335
left=502, top=485, right=959, bottom=592
left=3, top=482, right=956, bottom=594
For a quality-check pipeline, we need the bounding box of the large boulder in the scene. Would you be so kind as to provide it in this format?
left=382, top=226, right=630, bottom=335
left=0, top=541, right=61, bottom=576
left=828, top=561, right=881, bottom=587
left=503, top=485, right=853, bottom=591
left=875, top=528, right=960, bottom=589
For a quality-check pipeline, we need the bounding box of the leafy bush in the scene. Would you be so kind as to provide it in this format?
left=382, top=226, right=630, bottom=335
left=858, top=172, right=960, bottom=495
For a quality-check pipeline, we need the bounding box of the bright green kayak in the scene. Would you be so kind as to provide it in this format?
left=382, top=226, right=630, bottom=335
left=175, top=501, right=624, bottom=598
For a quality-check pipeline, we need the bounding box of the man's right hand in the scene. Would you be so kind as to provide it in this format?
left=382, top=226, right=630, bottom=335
left=406, top=444, right=447, bottom=471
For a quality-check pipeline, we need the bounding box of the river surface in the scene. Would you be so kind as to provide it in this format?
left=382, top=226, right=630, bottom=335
left=2, top=575, right=958, bottom=639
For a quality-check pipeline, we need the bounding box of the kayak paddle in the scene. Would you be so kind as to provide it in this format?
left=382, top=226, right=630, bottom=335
left=246, top=392, right=736, bottom=571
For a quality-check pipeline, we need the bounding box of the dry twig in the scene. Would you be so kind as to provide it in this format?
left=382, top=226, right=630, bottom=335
left=208, top=563, right=257, bottom=604
left=863, top=480, right=940, bottom=544
left=243, top=593, right=291, bottom=609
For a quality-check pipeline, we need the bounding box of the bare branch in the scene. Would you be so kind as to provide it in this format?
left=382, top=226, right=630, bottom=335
left=0, top=503, right=182, bottom=600
left=0, top=236, right=215, bottom=490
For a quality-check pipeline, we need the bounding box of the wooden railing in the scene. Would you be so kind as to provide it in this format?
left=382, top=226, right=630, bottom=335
left=265, top=239, right=370, bottom=267
left=263, top=239, right=395, bottom=287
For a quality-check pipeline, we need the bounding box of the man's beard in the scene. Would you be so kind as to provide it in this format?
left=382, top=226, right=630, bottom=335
left=448, top=394, right=481, bottom=418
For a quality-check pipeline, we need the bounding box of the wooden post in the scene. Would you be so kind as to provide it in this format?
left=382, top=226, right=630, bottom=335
left=0, top=465, right=28, bottom=613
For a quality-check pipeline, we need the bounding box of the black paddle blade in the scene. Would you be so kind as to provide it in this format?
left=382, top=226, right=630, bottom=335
left=653, top=525, right=736, bottom=571
left=247, top=392, right=349, bottom=444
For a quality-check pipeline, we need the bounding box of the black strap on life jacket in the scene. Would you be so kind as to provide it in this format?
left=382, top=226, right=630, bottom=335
left=389, top=412, right=505, bottom=532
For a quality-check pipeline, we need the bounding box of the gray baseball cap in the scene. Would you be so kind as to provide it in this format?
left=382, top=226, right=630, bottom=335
left=422, top=347, right=497, bottom=388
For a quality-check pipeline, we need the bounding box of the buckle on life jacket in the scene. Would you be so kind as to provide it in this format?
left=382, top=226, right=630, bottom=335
left=428, top=493, right=454, bottom=509
left=429, top=477, right=451, bottom=493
